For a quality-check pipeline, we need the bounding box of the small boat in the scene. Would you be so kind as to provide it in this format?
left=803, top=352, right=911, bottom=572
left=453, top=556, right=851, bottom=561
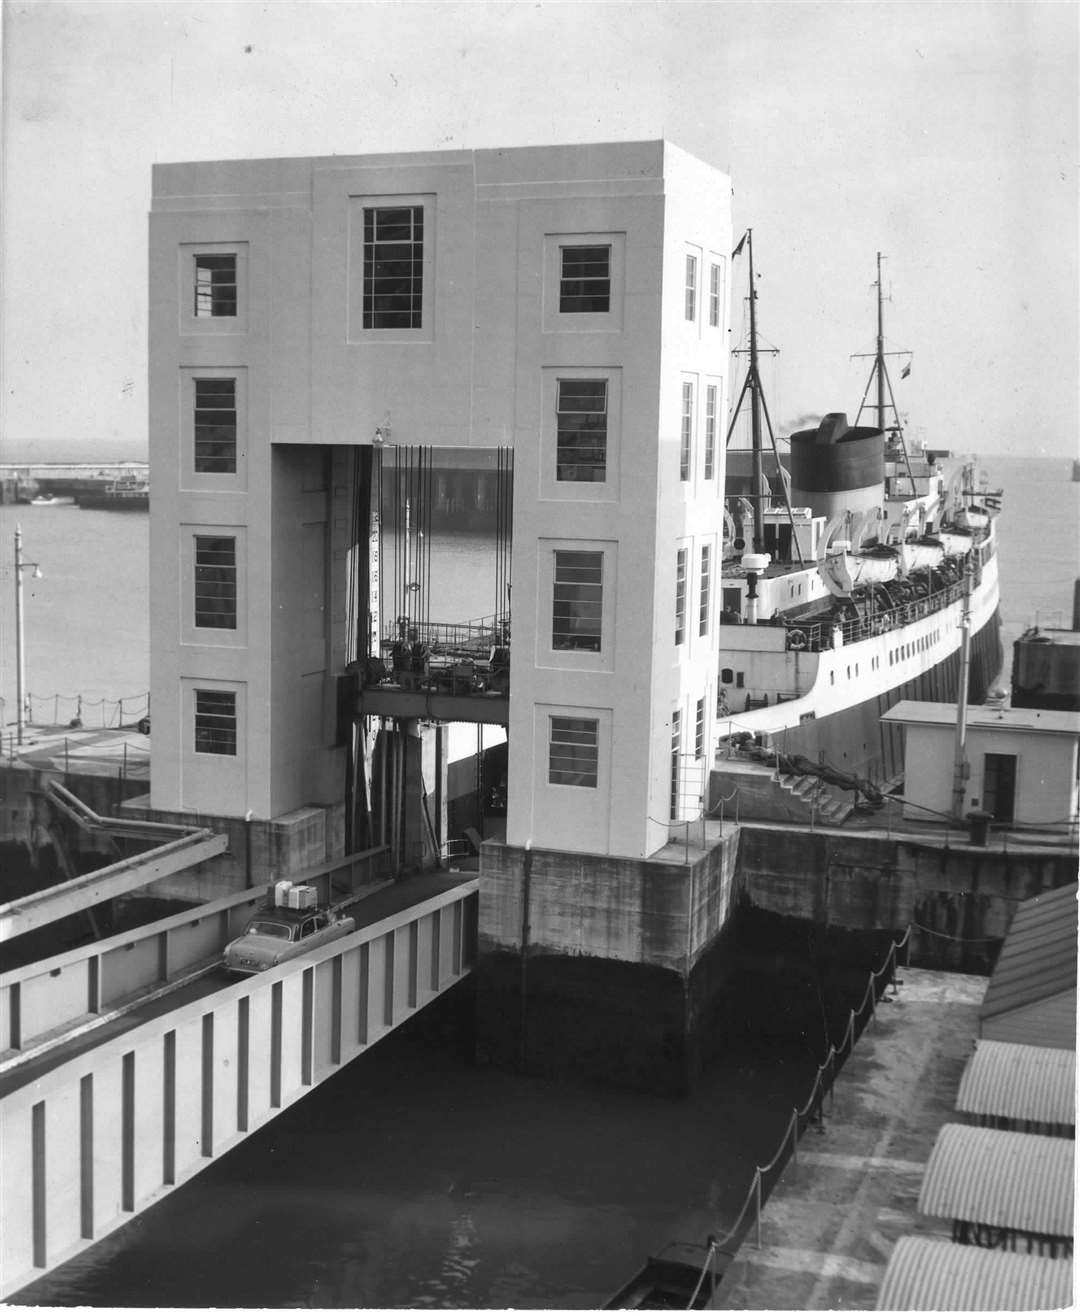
left=604, top=1239, right=727, bottom=1309
left=29, top=493, right=75, bottom=507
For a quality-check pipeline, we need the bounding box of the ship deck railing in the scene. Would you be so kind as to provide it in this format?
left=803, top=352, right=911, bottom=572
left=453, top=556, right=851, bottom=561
left=722, top=570, right=979, bottom=656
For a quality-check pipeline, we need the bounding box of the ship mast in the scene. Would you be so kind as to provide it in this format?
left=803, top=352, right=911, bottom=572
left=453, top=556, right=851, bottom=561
left=853, top=252, right=917, bottom=498
left=726, top=229, right=803, bottom=563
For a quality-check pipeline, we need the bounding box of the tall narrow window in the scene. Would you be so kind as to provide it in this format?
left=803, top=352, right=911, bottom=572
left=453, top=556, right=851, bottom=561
left=194, top=690, right=237, bottom=756
left=194, top=255, right=237, bottom=318
left=680, top=382, right=693, bottom=481
left=704, top=384, right=717, bottom=481
left=670, top=710, right=682, bottom=821
left=685, top=254, right=697, bottom=320
left=699, top=544, right=711, bottom=636
left=695, top=697, right=705, bottom=760
left=194, top=536, right=237, bottom=629
left=549, top=717, right=598, bottom=787
left=675, top=548, right=687, bottom=645
left=556, top=379, right=607, bottom=481
left=709, top=262, right=722, bottom=327
left=363, top=206, right=423, bottom=329
left=553, top=550, right=603, bottom=651
left=559, top=246, right=610, bottom=313
left=194, top=379, right=237, bottom=473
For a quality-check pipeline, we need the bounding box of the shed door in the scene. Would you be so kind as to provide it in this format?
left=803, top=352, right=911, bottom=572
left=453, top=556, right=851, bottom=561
left=983, top=753, right=1017, bottom=823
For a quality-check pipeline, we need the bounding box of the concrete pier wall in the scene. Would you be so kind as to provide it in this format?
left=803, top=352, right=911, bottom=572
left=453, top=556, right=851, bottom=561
left=475, top=824, right=1075, bottom=1090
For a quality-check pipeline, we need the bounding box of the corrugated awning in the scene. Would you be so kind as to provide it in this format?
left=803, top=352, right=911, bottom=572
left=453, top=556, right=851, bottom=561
left=956, top=1040, right=1076, bottom=1128
left=877, top=1236, right=1074, bottom=1310
left=919, top=1124, right=1080, bottom=1235
left=980, top=883, right=1077, bottom=1036
left=919, top=1124, right=1075, bottom=1236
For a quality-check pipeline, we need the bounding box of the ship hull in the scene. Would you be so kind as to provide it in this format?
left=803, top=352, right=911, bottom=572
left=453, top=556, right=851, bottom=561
left=716, top=544, right=1003, bottom=785
left=761, top=605, right=1003, bottom=782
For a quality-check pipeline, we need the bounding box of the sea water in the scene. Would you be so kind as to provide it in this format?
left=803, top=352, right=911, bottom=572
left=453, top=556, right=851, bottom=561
left=7, top=455, right=1078, bottom=1307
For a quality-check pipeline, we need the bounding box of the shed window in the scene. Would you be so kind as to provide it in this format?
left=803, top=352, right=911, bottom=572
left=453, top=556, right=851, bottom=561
left=194, top=536, right=237, bottom=629
left=556, top=379, right=607, bottom=482
left=194, top=379, right=237, bottom=473
left=363, top=206, right=423, bottom=329
left=553, top=550, right=603, bottom=651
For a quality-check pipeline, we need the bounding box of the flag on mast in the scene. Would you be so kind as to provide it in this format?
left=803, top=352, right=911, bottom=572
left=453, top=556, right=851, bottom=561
left=732, top=231, right=748, bottom=259
left=901, top=360, right=912, bottom=379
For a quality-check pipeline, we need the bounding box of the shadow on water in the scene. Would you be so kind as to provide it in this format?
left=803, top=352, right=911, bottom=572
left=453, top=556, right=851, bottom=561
left=17, top=978, right=823, bottom=1310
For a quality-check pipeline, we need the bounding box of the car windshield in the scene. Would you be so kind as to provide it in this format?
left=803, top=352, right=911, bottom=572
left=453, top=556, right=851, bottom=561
left=245, top=920, right=294, bottom=941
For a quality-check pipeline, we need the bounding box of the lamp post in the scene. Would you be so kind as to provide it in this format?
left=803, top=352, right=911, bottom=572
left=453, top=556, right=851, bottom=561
left=14, top=524, right=43, bottom=746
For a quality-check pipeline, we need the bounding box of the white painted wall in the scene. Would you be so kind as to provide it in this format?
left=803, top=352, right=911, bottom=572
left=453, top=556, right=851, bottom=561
left=149, top=142, right=732, bottom=858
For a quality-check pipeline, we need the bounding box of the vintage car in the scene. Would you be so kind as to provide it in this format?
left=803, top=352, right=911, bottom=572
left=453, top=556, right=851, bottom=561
left=223, top=905, right=356, bottom=974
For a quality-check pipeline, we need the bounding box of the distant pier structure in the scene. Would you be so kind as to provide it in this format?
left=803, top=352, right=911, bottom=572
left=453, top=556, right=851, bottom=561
left=142, top=142, right=735, bottom=1088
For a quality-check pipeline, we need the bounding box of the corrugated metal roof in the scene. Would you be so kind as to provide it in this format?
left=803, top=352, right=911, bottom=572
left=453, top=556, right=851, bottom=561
left=877, top=1236, right=1073, bottom=1310
left=956, top=1040, right=1076, bottom=1127
left=919, top=1124, right=1074, bottom=1236
left=980, top=883, right=1078, bottom=1035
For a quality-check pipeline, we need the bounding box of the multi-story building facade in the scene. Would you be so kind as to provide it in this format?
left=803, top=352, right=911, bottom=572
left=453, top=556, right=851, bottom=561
left=148, top=141, right=732, bottom=867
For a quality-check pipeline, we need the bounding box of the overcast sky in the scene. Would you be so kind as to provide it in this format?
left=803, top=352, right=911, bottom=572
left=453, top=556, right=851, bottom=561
left=2, top=0, right=1077, bottom=458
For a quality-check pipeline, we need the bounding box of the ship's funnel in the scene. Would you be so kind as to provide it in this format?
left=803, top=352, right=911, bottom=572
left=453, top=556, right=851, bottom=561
left=789, top=412, right=885, bottom=521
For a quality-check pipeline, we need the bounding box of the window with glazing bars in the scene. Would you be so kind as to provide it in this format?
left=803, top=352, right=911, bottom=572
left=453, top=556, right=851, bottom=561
left=675, top=548, right=687, bottom=645
left=680, top=382, right=693, bottom=481
left=695, top=697, right=705, bottom=759
left=363, top=206, right=423, bottom=329
left=699, top=544, right=711, bottom=636
left=670, top=709, right=681, bottom=820
left=553, top=550, right=603, bottom=651
left=194, top=379, right=237, bottom=473
left=704, top=384, right=717, bottom=480
left=685, top=254, right=697, bottom=320
left=556, top=379, right=607, bottom=481
left=548, top=716, right=599, bottom=787
left=194, top=536, right=237, bottom=629
left=709, top=262, right=722, bottom=327
left=559, top=245, right=610, bottom=313
left=194, top=255, right=237, bottom=317
left=194, top=689, right=237, bottom=756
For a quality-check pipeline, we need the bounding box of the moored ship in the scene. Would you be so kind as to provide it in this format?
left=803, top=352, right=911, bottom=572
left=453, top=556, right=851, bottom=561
left=713, top=247, right=1003, bottom=814
left=77, top=475, right=150, bottom=510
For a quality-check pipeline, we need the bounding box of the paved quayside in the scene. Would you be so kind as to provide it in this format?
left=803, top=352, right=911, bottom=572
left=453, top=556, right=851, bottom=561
left=715, top=967, right=987, bottom=1309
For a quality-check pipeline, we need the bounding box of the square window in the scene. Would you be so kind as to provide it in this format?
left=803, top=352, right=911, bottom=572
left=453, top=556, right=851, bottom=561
left=675, top=548, right=688, bottom=645
left=685, top=254, right=697, bottom=321
left=549, top=716, right=598, bottom=787
left=704, top=385, right=717, bottom=481
left=556, top=379, right=607, bottom=481
left=194, top=689, right=237, bottom=756
left=560, top=245, right=611, bottom=313
left=363, top=206, right=423, bottom=329
left=194, top=378, right=237, bottom=473
left=680, top=382, right=694, bottom=481
left=553, top=550, right=603, bottom=651
left=194, top=536, right=237, bottom=629
left=194, top=255, right=237, bottom=317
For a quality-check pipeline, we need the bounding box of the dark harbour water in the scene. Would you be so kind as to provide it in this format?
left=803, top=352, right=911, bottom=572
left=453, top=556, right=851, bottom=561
left=6, top=455, right=1077, bottom=1307
left=17, top=985, right=822, bottom=1309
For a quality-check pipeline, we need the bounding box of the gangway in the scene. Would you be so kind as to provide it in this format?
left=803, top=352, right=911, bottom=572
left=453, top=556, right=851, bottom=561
left=0, top=869, right=478, bottom=1301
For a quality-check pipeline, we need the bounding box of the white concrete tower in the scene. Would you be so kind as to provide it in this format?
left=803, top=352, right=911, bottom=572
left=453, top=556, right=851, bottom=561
left=147, top=141, right=732, bottom=863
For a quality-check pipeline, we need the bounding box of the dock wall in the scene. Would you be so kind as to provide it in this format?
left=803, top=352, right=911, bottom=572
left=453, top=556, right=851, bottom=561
left=476, top=824, right=1076, bottom=1091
